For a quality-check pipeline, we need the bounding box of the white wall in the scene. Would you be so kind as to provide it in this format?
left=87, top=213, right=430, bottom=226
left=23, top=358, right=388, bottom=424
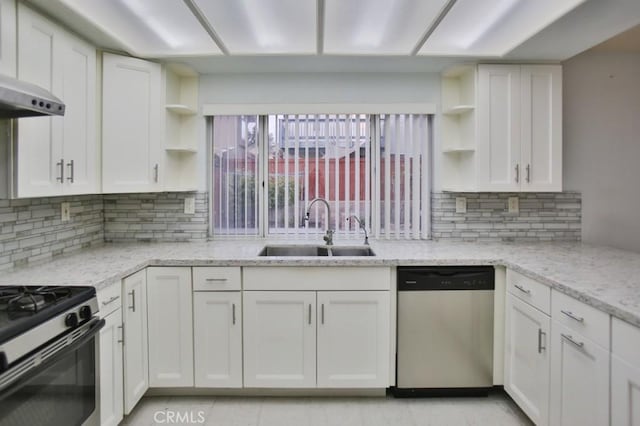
left=563, top=51, right=640, bottom=252
left=199, top=72, right=440, bottom=105
left=197, top=72, right=441, bottom=189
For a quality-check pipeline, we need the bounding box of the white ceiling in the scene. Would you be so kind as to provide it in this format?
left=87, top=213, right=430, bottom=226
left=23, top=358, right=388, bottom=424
left=25, top=0, right=640, bottom=73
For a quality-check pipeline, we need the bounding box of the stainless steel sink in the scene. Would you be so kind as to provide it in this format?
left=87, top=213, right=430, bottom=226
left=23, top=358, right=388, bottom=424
left=329, top=246, right=376, bottom=256
left=258, top=245, right=329, bottom=256
left=258, top=245, right=375, bottom=257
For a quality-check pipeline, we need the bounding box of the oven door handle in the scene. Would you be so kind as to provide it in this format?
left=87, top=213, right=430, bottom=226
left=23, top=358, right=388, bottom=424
left=0, top=317, right=105, bottom=396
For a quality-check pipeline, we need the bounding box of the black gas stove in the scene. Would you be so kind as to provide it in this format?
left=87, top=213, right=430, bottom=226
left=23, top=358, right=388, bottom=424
left=0, top=285, right=103, bottom=426
left=0, top=285, right=98, bottom=374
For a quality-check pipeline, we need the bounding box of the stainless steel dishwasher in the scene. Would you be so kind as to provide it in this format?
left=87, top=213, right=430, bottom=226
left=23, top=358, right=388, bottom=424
left=394, top=266, right=495, bottom=396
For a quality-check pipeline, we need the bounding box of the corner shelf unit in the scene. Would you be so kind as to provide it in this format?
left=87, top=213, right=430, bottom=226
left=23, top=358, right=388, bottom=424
left=440, top=65, right=479, bottom=192
left=163, top=64, right=199, bottom=192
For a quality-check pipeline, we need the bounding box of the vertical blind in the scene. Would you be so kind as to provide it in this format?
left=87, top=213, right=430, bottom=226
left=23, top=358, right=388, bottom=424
left=211, top=113, right=431, bottom=239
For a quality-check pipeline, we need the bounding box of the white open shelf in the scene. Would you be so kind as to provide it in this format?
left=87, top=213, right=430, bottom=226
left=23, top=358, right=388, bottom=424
left=166, top=104, right=197, bottom=115
left=163, top=64, right=200, bottom=192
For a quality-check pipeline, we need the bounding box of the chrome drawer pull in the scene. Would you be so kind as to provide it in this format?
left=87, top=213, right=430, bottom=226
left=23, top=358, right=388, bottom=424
left=561, top=333, right=585, bottom=349
left=232, top=304, right=236, bottom=325
left=101, top=295, right=120, bottom=306
left=205, top=278, right=228, bottom=282
left=514, top=284, right=531, bottom=295
left=560, top=310, right=584, bottom=323
left=538, top=328, right=546, bottom=353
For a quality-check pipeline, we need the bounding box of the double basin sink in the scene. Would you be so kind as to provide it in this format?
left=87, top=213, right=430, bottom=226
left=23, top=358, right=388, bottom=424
left=259, top=245, right=375, bottom=257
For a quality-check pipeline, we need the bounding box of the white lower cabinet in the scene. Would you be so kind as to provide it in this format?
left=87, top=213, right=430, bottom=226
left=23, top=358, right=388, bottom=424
left=317, top=291, right=390, bottom=388
left=99, top=308, right=124, bottom=426
left=504, top=293, right=551, bottom=426
left=146, top=267, right=194, bottom=387
left=243, top=291, right=317, bottom=388
left=122, top=269, right=148, bottom=414
left=194, top=291, right=243, bottom=388
left=612, top=317, right=640, bottom=426
left=612, top=355, right=640, bottom=426
left=549, top=321, right=609, bottom=426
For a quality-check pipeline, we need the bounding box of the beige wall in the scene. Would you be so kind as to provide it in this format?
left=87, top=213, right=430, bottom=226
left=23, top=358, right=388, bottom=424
left=563, top=51, right=640, bottom=252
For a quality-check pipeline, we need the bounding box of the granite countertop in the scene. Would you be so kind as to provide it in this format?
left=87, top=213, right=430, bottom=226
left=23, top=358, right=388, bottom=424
left=1, top=239, right=639, bottom=327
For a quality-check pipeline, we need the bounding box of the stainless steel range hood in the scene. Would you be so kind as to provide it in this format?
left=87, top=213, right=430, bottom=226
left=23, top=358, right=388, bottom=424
left=0, top=74, right=65, bottom=118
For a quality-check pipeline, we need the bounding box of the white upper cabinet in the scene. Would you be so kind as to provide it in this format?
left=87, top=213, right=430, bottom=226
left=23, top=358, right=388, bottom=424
left=102, top=52, right=162, bottom=193
left=15, top=4, right=98, bottom=198
left=441, top=64, right=562, bottom=192
left=477, top=65, right=521, bottom=192
left=0, top=0, right=16, bottom=77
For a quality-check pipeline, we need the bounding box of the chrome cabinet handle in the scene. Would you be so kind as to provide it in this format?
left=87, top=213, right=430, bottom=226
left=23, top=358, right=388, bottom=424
left=153, top=164, right=159, bottom=182
left=515, top=164, right=520, bottom=183
left=66, top=159, right=74, bottom=183
left=232, top=303, right=236, bottom=325
left=205, top=278, right=227, bottom=283
left=561, top=333, right=584, bottom=349
left=514, top=284, right=531, bottom=295
left=56, top=158, right=64, bottom=182
left=117, top=324, right=124, bottom=344
left=321, top=304, right=325, bottom=325
left=308, top=304, right=312, bottom=325
left=526, top=164, right=530, bottom=183
left=561, top=310, right=584, bottom=323
left=538, top=328, right=546, bottom=353
left=101, top=295, right=120, bottom=306
left=128, top=289, right=136, bottom=312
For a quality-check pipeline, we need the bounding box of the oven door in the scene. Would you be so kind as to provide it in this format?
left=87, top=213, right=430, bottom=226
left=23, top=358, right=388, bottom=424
left=0, top=317, right=105, bottom=426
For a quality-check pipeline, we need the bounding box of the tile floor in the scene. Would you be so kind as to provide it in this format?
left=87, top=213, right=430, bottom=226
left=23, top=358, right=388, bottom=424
left=122, top=392, right=533, bottom=426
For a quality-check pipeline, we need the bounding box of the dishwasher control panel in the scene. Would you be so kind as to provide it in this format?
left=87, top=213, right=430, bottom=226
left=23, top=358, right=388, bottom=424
left=397, top=266, right=495, bottom=291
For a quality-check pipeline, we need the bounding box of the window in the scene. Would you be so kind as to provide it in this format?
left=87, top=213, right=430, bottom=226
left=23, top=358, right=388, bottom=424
left=211, top=113, right=432, bottom=240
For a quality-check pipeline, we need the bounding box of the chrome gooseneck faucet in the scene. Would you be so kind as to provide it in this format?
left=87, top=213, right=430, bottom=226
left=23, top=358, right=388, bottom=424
left=347, top=215, right=369, bottom=245
left=304, top=198, right=334, bottom=246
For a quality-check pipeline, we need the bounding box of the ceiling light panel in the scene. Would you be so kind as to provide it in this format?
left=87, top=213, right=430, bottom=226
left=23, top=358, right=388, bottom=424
left=419, top=0, right=587, bottom=56
left=193, top=0, right=317, bottom=54
left=324, top=0, right=451, bottom=54
left=60, top=0, right=222, bottom=56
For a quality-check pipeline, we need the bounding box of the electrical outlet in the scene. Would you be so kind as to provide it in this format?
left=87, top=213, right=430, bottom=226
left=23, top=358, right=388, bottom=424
left=455, top=197, right=467, bottom=214
left=508, top=197, right=519, bottom=214
left=184, top=197, right=196, bottom=215
left=61, top=202, right=71, bottom=222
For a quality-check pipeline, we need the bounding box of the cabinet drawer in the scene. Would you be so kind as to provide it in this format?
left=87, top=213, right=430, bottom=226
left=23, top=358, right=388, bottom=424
left=507, top=269, right=551, bottom=315
left=97, top=283, right=122, bottom=317
left=612, top=317, right=640, bottom=368
left=193, top=267, right=241, bottom=291
left=552, top=290, right=610, bottom=350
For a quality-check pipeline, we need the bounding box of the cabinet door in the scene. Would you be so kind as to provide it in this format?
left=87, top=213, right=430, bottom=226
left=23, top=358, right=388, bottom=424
left=16, top=4, right=63, bottom=197
left=243, top=291, right=316, bottom=388
left=122, top=270, right=148, bottom=414
left=549, top=321, right=609, bottom=426
left=0, top=0, right=16, bottom=76
left=59, top=32, right=97, bottom=194
left=146, top=267, right=193, bottom=387
left=317, top=291, right=390, bottom=388
left=520, top=65, right=562, bottom=192
left=504, top=294, right=551, bottom=426
left=612, top=354, right=640, bottom=426
left=477, top=65, right=521, bottom=192
left=99, top=308, right=124, bottom=426
left=194, top=292, right=242, bottom=388
left=102, top=52, right=162, bottom=193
